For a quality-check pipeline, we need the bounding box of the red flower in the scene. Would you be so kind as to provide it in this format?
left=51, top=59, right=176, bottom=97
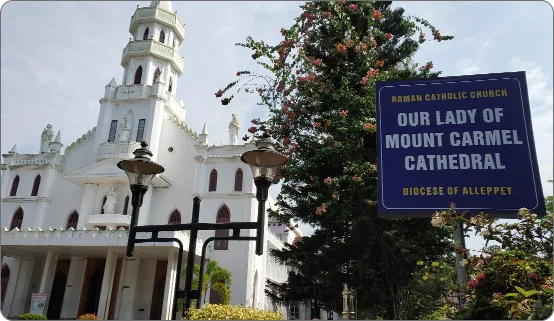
left=283, top=138, right=291, bottom=146
left=372, top=9, right=383, bottom=21
left=343, top=166, right=348, bottom=171
left=324, top=177, right=332, bottom=184
left=360, top=77, right=368, bottom=85
left=339, top=109, right=348, bottom=117
left=338, top=0, right=345, bottom=5
left=385, top=33, right=393, bottom=40
left=215, top=90, right=223, bottom=98
left=468, top=280, right=479, bottom=288
left=236, top=71, right=241, bottom=76
left=289, top=112, right=296, bottom=120
left=348, top=4, right=357, bottom=11
left=280, top=28, right=285, bottom=35
left=221, top=98, right=231, bottom=105
left=528, top=273, right=541, bottom=280
left=332, top=194, right=337, bottom=199
left=314, top=122, right=321, bottom=128
left=476, top=273, right=486, bottom=282
left=541, top=284, right=552, bottom=290
left=248, top=126, right=257, bottom=133
left=375, top=60, right=385, bottom=68
left=322, top=12, right=331, bottom=18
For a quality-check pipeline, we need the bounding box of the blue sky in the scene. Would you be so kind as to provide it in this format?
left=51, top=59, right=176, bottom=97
left=1, top=1, right=552, bottom=250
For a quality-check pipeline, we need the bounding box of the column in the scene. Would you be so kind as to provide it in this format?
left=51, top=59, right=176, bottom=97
left=77, top=184, right=99, bottom=229
left=39, top=251, right=59, bottom=316
left=298, top=303, right=306, bottom=320
left=10, top=258, right=36, bottom=317
left=160, top=252, right=178, bottom=320
left=1, top=257, right=22, bottom=318
left=96, top=251, right=118, bottom=320
left=138, top=186, right=153, bottom=226
left=60, top=257, right=86, bottom=319
left=0, top=168, right=10, bottom=197
left=116, top=258, right=141, bottom=319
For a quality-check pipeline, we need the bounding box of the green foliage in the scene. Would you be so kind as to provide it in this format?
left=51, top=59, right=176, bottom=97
left=216, top=1, right=454, bottom=319
left=17, top=313, right=47, bottom=320
left=545, top=196, right=553, bottom=214
left=183, top=304, right=285, bottom=320
left=77, top=314, right=99, bottom=320
left=427, top=208, right=553, bottom=320
left=397, top=260, right=457, bottom=319
left=177, top=260, right=232, bottom=315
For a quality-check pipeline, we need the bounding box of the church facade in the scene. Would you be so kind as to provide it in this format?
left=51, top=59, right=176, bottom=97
left=0, top=1, right=326, bottom=320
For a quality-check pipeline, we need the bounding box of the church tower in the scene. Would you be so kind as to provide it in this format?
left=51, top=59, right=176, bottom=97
left=95, top=0, right=186, bottom=161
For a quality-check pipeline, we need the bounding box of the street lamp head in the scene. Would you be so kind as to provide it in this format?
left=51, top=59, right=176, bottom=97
left=117, top=141, right=165, bottom=187
left=241, top=133, right=288, bottom=181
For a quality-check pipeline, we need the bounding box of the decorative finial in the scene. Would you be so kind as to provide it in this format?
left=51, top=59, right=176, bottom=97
left=132, top=141, right=154, bottom=159
left=9, top=144, right=18, bottom=154
left=202, top=122, right=208, bottom=135
left=54, top=130, right=61, bottom=143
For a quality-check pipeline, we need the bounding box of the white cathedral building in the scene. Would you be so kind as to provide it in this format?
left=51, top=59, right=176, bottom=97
left=0, top=1, right=333, bottom=320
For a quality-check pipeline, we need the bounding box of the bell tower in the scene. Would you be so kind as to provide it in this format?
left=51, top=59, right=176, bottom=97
left=95, top=1, right=186, bottom=161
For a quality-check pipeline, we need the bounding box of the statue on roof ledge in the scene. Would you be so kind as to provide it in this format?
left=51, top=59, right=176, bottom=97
left=40, top=124, right=54, bottom=153
left=228, top=114, right=241, bottom=145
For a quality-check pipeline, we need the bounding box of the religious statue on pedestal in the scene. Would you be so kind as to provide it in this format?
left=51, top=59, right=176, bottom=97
left=40, top=124, right=54, bottom=153
left=103, top=185, right=118, bottom=215
left=117, top=117, right=131, bottom=142
left=228, top=114, right=241, bottom=145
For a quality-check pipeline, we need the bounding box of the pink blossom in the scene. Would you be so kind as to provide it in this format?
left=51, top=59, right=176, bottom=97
left=324, top=177, right=332, bottom=184
left=348, top=4, right=357, bottom=11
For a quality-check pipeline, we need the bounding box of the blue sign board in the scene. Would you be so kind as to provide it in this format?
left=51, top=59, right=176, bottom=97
left=376, top=71, right=545, bottom=217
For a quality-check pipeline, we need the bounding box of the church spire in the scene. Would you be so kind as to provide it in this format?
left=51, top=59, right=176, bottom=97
left=150, top=1, right=173, bottom=12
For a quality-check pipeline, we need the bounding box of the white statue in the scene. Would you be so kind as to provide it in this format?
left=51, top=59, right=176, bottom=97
left=103, top=185, right=117, bottom=215
left=40, top=124, right=54, bottom=153
left=228, top=114, right=241, bottom=145
left=117, top=117, right=131, bottom=142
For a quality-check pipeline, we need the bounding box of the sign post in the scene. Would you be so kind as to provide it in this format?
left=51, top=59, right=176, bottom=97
left=30, top=293, right=47, bottom=315
left=376, top=71, right=545, bottom=217
left=376, top=71, right=546, bottom=307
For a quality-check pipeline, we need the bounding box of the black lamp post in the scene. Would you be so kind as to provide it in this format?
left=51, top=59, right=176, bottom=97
left=241, top=133, right=288, bottom=255
left=118, top=134, right=287, bottom=320
left=116, top=142, right=165, bottom=257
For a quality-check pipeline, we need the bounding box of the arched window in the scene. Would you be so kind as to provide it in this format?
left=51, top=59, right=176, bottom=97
left=214, top=205, right=230, bottom=250
left=168, top=210, right=181, bottom=224
left=31, top=175, right=41, bottom=196
left=143, top=27, right=149, bottom=40
left=1, top=265, right=9, bottom=308
left=153, top=68, right=161, bottom=82
left=134, top=65, right=143, bottom=85
left=10, top=208, right=23, bottom=230
left=9, top=175, right=19, bottom=196
left=159, top=30, right=165, bottom=43
left=66, top=211, right=79, bottom=230
left=123, top=196, right=129, bottom=215
left=168, top=77, right=173, bottom=92
left=100, top=196, right=107, bottom=214
left=234, top=168, right=243, bottom=192
left=208, top=169, right=218, bottom=192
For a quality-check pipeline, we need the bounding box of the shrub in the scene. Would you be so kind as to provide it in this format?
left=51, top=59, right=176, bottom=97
left=77, top=313, right=99, bottom=320
left=18, top=313, right=47, bottom=320
left=183, top=304, right=285, bottom=320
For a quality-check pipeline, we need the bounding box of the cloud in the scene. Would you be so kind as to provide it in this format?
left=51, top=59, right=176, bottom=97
left=511, top=56, right=553, bottom=113
left=455, top=52, right=486, bottom=75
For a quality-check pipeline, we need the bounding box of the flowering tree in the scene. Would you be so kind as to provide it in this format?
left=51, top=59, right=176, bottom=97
left=428, top=208, right=553, bottom=320
left=216, top=1, right=454, bottom=318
